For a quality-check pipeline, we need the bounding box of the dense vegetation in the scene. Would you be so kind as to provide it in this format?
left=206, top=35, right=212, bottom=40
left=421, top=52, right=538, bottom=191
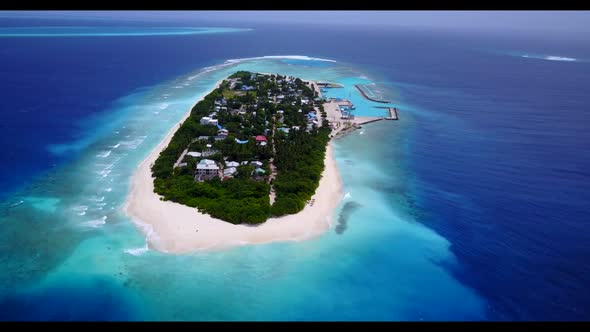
left=151, top=71, right=330, bottom=224
left=271, top=120, right=331, bottom=216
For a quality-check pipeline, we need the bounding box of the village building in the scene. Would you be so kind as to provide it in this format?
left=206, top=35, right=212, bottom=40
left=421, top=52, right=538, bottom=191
left=200, top=117, right=218, bottom=126
left=255, top=135, right=267, bottom=144
left=195, top=159, right=219, bottom=181
left=223, top=167, right=238, bottom=177
left=186, top=152, right=202, bottom=158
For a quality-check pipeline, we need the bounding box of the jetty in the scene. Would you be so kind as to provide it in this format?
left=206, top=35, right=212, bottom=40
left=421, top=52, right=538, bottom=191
left=355, top=84, right=390, bottom=104
left=375, top=106, right=399, bottom=120
left=386, top=107, right=399, bottom=120
left=354, top=116, right=383, bottom=125
left=317, top=82, right=344, bottom=88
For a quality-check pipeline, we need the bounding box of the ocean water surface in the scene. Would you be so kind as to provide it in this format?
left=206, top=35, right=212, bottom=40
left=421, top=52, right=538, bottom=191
left=0, top=20, right=589, bottom=321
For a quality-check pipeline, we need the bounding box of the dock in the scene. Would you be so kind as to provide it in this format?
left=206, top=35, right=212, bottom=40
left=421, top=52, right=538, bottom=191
left=375, top=106, right=399, bottom=120
left=356, top=117, right=384, bottom=125
left=317, top=82, right=344, bottom=88
left=385, top=107, right=399, bottom=120
left=355, top=84, right=390, bottom=104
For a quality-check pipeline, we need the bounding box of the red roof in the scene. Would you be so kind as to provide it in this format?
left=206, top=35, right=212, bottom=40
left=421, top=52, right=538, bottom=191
left=255, top=135, right=267, bottom=142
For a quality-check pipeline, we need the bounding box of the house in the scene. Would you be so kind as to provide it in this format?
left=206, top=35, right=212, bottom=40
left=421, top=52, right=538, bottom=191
left=200, top=117, right=218, bottom=126
left=251, top=161, right=263, bottom=168
left=235, top=138, right=249, bottom=144
left=217, top=129, right=229, bottom=137
left=240, top=161, right=249, bottom=165
left=202, top=144, right=220, bottom=157
left=225, top=161, right=240, bottom=168
left=223, top=167, right=238, bottom=177
left=278, top=127, right=290, bottom=134
left=195, top=159, right=219, bottom=181
left=229, top=78, right=241, bottom=90
left=197, top=135, right=225, bottom=141
left=259, top=141, right=267, bottom=146
left=255, top=135, right=267, bottom=143
left=186, top=152, right=202, bottom=158
left=252, top=168, right=267, bottom=181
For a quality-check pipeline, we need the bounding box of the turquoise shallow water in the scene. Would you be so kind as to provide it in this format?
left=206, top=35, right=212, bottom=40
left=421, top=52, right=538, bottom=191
left=0, top=56, right=485, bottom=320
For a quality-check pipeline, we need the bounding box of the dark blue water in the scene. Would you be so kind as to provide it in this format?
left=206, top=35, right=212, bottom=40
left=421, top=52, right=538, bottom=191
left=1, top=17, right=589, bottom=320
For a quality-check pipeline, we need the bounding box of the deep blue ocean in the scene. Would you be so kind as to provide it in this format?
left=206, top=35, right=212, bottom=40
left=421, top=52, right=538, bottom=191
left=0, top=17, right=589, bottom=321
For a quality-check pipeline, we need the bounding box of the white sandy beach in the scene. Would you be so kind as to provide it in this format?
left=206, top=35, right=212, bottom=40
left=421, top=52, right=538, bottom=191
left=124, top=78, right=343, bottom=254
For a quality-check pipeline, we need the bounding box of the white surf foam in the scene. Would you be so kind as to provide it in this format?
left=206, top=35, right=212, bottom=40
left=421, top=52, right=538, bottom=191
left=128, top=217, right=164, bottom=250
left=545, top=56, right=576, bottom=62
left=72, top=205, right=89, bottom=216
left=225, top=55, right=337, bottom=64
left=96, top=169, right=112, bottom=178
left=10, top=200, right=24, bottom=207
left=521, top=54, right=577, bottom=62
left=119, top=136, right=147, bottom=150
left=89, top=196, right=105, bottom=202
left=96, top=150, right=112, bottom=158
left=81, top=216, right=107, bottom=228
left=124, top=242, right=149, bottom=256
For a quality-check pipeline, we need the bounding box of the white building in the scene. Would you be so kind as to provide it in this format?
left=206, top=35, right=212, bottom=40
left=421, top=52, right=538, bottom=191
left=225, top=161, right=240, bottom=167
left=251, top=161, right=263, bottom=168
left=200, top=117, right=218, bottom=126
left=223, top=167, right=238, bottom=177
left=196, top=159, right=219, bottom=179
left=186, top=152, right=202, bottom=158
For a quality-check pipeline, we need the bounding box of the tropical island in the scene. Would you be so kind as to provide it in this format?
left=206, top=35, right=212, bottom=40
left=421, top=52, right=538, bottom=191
left=124, top=71, right=348, bottom=253
left=150, top=71, right=331, bottom=224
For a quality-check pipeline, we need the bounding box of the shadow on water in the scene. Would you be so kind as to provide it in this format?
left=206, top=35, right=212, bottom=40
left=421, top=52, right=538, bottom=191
left=335, top=201, right=362, bottom=235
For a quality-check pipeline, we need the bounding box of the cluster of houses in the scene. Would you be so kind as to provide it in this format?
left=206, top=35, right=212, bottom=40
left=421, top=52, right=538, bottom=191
left=275, top=109, right=319, bottom=135
left=228, top=77, right=255, bottom=91
left=181, top=72, right=322, bottom=184
left=194, top=158, right=266, bottom=182
left=267, top=77, right=314, bottom=106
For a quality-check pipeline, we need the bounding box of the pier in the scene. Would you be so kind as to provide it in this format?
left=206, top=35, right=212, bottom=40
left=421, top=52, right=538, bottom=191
left=386, top=107, right=399, bottom=120
left=355, top=84, right=390, bottom=104
left=374, top=106, right=399, bottom=120
left=317, top=82, right=344, bottom=88
left=356, top=117, right=384, bottom=125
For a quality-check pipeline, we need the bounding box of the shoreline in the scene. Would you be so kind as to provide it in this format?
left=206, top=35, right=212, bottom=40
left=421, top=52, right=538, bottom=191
left=123, top=76, right=343, bottom=254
